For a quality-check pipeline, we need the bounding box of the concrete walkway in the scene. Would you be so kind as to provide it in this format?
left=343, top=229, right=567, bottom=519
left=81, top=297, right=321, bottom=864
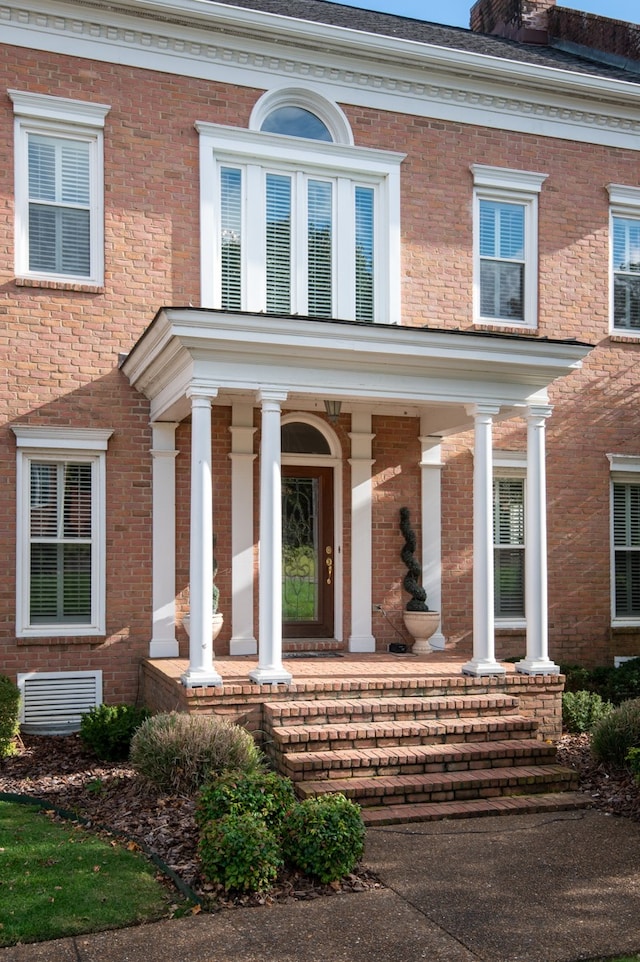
left=2, top=810, right=639, bottom=962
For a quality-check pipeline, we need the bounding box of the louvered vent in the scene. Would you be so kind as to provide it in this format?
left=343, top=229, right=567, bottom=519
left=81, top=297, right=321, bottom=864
left=17, top=671, right=102, bottom=734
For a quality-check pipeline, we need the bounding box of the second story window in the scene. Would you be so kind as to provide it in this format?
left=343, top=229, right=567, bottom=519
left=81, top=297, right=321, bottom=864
left=198, top=90, right=403, bottom=324
left=10, top=90, right=110, bottom=287
left=608, top=185, right=640, bottom=334
left=472, top=165, right=547, bottom=329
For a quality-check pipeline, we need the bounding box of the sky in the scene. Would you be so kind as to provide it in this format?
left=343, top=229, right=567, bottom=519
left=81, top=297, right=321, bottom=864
left=326, top=0, right=639, bottom=29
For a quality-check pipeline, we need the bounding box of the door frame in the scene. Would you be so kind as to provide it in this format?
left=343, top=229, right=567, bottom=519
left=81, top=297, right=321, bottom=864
left=281, top=413, right=343, bottom=643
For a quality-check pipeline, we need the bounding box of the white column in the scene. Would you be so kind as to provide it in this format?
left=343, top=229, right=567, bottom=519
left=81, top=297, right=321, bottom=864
left=517, top=404, right=559, bottom=675
left=150, top=422, right=179, bottom=658
left=420, top=428, right=445, bottom=650
left=229, top=404, right=258, bottom=656
left=181, top=392, right=223, bottom=688
left=463, top=404, right=506, bottom=677
left=348, top=412, right=376, bottom=652
left=249, top=391, right=292, bottom=685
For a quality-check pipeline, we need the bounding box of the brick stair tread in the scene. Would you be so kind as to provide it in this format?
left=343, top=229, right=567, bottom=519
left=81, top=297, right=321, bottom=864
left=265, top=693, right=521, bottom=724
left=283, top=737, right=555, bottom=772
left=272, top=714, right=537, bottom=748
left=296, top=763, right=578, bottom=801
left=361, top=792, right=592, bottom=825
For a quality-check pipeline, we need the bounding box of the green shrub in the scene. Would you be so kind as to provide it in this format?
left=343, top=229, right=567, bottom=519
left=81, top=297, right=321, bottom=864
left=605, top=658, right=640, bottom=705
left=130, top=712, right=261, bottom=795
left=627, top=747, right=640, bottom=785
left=560, top=664, right=596, bottom=694
left=197, top=770, right=297, bottom=834
left=79, top=704, right=150, bottom=761
left=283, top=793, right=365, bottom=883
left=562, top=690, right=613, bottom=734
left=591, top=697, right=640, bottom=768
left=198, top=812, right=282, bottom=893
left=0, top=675, right=20, bottom=759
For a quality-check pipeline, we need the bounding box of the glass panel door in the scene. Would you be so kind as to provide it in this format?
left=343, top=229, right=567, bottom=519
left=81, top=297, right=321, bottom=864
left=282, top=466, right=334, bottom=637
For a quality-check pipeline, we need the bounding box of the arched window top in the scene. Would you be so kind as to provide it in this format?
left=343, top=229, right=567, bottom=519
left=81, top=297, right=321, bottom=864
left=261, top=106, right=332, bottom=142
left=250, top=87, right=354, bottom=147
left=282, top=421, right=331, bottom=455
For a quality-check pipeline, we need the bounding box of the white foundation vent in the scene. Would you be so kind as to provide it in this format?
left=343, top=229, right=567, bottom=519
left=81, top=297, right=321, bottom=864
left=17, top=670, right=103, bottom=734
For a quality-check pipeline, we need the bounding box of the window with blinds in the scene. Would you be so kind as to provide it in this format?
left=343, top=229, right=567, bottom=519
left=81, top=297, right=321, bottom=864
left=493, top=477, right=525, bottom=618
left=479, top=200, right=525, bottom=322
left=613, top=481, right=640, bottom=617
left=218, top=165, right=378, bottom=321
left=612, top=216, right=640, bottom=331
left=27, top=134, right=92, bottom=277
left=29, top=461, right=93, bottom=624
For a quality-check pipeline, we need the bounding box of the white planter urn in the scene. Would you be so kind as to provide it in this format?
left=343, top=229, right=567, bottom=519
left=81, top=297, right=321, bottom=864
left=402, top=610, right=440, bottom=654
left=182, top=612, right=224, bottom=643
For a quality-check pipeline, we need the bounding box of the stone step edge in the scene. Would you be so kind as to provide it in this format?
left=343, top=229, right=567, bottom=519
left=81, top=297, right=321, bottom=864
left=361, top=792, right=592, bottom=825
left=270, top=715, right=538, bottom=747
left=282, top=737, right=555, bottom=771
left=296, top=764, right=578, bottom=802
left=264, top=693, right=521, bottom=721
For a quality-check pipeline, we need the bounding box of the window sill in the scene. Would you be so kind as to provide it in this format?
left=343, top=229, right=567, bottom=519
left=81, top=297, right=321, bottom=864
left=495, top=621, right=526, bottom=631
left=473, top=321, right=536, bottom=335
left=609, top=332, right=640, bottom=343
left=611, top=621, right=640, bottom=632
left=17, top=633, right=105, bottom=646
left=15, top=277, right=105, bottom=294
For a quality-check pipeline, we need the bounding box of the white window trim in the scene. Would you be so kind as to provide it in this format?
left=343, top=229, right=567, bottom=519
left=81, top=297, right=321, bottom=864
left=13, top=425, right=112, bottom=638
left=608, top=452, right=640, bottom=626
left=9, top=90, right=110, bottom=287
left=197, top=121, right=404, bottom=324
left=249, top=87, right=354, bottom=146
left=471, top=165, right=547, bottom=330
left=494, top=451, right=527, bottom=629
left=607, top=184, right=640, bottom=337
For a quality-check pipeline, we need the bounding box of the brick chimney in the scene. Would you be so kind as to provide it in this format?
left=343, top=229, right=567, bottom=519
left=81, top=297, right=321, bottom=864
left=470, top=0, right=556, bottom=43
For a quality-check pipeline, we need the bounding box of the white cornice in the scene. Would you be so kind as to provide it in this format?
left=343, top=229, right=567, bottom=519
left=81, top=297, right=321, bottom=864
left=4, top=0, right=640, bottom=151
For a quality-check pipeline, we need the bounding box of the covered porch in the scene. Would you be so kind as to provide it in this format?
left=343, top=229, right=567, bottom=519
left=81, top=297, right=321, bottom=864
left=122, top=310, right=590, bottom=689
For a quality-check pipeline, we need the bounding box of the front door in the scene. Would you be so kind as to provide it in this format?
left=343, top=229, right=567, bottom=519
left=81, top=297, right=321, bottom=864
left=282, top=466, right=334, bottom=638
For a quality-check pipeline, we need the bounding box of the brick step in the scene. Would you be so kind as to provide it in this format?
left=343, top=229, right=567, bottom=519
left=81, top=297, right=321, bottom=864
left=281, top=737, right=555, bottom=779
left=271, top=713, right=538, bottom=754
left=361, top=792, right=592, bottom=825
left=295, top=764, right=579, bottom=807
left=264, top=693, right=522, bottom=728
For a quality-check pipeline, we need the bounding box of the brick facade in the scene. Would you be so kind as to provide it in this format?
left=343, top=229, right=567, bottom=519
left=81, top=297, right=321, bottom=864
left=2, top=0, right=640, bottom=705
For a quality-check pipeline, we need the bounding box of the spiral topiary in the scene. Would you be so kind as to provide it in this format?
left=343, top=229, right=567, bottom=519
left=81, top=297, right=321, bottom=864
left=399, top=507, right=429, bottom=612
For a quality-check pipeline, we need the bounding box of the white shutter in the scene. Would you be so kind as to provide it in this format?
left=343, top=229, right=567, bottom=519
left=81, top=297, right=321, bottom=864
left=307, top=179, right=332, bottom=317
left=266, top=173, right=292, bottom=314
left=355, top=186, right=374, bottom=322
left=220, top=166, right=243, bottom=310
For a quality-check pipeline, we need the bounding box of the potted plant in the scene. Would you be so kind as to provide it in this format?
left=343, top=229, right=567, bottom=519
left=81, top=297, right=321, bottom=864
left=183, top=538, right=224, bottom=642
left=399, top=507, right=439, bottom=653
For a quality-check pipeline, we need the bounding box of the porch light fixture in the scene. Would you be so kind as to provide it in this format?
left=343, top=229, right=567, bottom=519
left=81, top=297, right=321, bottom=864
left=324, top=399, right=342, bottom=423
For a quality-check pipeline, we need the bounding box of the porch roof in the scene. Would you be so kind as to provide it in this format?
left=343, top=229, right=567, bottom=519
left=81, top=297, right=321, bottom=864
left=121, top=309, right=591, bottom=434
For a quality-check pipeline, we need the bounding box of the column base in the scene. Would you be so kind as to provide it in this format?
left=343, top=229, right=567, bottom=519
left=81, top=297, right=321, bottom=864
left=248, top=666, right=293, bottom=685
left=462, top=657, right=507, bottom=677
left=180, top=668, right=223, bottom=688
left=348, top=634, right=376, bottom=653
left=149, top=638, right=179, bottom=659
left=230, top=636, right=258, bottom=656
left=516, top=657, right=560, bottom=676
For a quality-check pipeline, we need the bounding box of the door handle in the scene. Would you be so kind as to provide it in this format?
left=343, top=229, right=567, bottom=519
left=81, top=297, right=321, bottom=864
left=325, top=546, right=333, bottom=585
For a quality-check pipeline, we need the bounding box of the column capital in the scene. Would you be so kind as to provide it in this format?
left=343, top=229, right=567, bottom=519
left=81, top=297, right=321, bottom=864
left=526, top=403, right=553, bottom=421
left=257, top=389, right=288, bottom=406
left=466, top=403, right=501, bottom=420
left=186, top=389, right=218, bottom=405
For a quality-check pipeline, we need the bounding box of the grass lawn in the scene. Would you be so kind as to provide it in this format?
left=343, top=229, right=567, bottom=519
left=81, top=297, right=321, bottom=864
left=0, top=800, right=183, bottom=947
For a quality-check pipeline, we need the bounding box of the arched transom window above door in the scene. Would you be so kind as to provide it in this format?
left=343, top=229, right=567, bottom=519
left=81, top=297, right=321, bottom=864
left=197, top=88, right=404, bottom=325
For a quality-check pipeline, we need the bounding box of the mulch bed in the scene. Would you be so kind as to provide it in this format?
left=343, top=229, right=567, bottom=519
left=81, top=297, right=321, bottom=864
left=0, top=734, right=382, bottom=909
left=1, top=733, right=638, bottom=910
